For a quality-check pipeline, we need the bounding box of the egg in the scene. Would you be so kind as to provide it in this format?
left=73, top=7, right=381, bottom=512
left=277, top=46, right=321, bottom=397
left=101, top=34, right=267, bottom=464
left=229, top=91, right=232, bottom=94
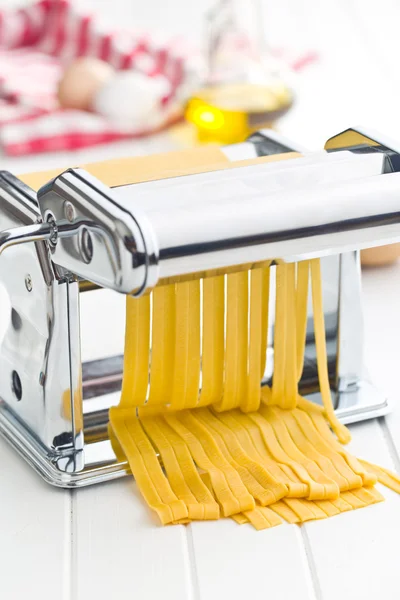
left=93, top=71, right=171, bottom=130
left=361, top=243, right=400, bottom=267
left=58, top=57, right=114, bottom=110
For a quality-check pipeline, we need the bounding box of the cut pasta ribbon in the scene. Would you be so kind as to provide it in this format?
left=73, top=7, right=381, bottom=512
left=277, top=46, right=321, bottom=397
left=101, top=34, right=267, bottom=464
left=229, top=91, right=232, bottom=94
left=109, top=260, right=397, bottom=529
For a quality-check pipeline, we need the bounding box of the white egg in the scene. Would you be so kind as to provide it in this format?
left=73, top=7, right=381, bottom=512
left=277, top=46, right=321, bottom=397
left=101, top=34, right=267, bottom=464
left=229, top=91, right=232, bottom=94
left=93, top=71, right=171, bottom=130
left=58, top=58, right=114, bottom=110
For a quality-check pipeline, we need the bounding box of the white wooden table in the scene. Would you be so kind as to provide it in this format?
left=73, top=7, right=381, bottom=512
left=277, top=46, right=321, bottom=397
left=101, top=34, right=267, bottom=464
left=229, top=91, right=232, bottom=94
left=2, top=1, right=400, bottom=598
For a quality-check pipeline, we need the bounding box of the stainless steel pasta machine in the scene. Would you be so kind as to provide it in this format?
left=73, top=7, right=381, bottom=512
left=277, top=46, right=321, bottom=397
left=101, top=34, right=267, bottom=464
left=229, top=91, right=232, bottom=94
left=0, top=126, right=396, bottom=487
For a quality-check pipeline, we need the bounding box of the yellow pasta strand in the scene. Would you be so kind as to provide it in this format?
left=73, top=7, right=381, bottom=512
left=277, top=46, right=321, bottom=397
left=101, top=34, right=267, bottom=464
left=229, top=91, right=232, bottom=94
left=270, top=500, right=301, bottom=524
left=164, top=412, right=253, bottom=516
left=296, top=260, right=309, bottom=381
left=177, top=411, right=255, bottom=512
left=109, top=409, right=187, bottom=524
left=214, top=272, right=248, bottom=412
left=141, top=416, right=220, bottom=520
left=359, top=460, right=400, bottom=494
left=119, top=294, right=150, bottom=408
left=283, top=498, right=328, bottom=521
left=197, top=407, right=288, bottom=505
left=244, top=506, right=282, bottom=530
left=271, top=264, right=287, bottom=407
left=231, top=513, right=249, bottom=525
left=290, top=408, right=363, bottom=489
left=141, top=416, right=204, bottom=520
left=169, top=280, right=201, bottom=411
left=306, top=409, right=377, bottom=487
left=268, top=405, right=353, bottom=492
left=147, top=285, right=176, bottom=407
left=197, top=276, right=225, bottom=407
left=218, top=409, right=310, bottom=498
left=282, top=263, right=298, bottom=410
left=310, top=259, right=351, bottom=444
left=242, top=269, right=263, bottom=412
left=257, top=402, right=340, bottom=500
left=248, top=409, right=339, bottom=501
left=260, top=266, right=271, bottom=380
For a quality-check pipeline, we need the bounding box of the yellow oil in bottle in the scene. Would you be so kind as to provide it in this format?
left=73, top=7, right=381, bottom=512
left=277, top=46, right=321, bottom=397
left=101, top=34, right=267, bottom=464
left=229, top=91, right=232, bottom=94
left=185, top=0, right=294, bottom=144
left=185, top=81, right=293, bottom=144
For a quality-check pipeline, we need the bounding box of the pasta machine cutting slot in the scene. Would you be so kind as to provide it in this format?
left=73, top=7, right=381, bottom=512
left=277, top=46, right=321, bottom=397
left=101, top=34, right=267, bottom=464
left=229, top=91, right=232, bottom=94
left=0, top=126, right=397, bottom=487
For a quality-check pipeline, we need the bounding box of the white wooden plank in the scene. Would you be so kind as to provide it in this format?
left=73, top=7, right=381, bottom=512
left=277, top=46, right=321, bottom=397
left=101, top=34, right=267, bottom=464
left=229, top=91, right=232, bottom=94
left=0, top=436, right=70, bottom=600
left=190, top=516, right=316, bottom=600
left=304, top=418, right=400, bottom=600
left=74, top=479, right=194, bottom=600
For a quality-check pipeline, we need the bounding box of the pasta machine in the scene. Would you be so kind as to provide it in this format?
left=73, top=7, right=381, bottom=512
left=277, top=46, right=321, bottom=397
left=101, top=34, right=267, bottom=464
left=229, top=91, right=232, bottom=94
left=0, top=126, right=397, bottom=487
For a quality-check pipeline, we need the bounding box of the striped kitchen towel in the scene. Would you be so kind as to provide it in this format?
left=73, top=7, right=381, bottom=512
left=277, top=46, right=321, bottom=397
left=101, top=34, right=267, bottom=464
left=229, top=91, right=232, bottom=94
left=0, top=0, right=201, bottom=155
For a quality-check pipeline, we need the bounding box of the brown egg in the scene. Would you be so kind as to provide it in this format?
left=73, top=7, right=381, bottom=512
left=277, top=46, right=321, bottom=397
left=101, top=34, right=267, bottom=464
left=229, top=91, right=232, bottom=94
left=361, top=243, right=400, bottom=267
left=57, top=58, right=114, bottom=110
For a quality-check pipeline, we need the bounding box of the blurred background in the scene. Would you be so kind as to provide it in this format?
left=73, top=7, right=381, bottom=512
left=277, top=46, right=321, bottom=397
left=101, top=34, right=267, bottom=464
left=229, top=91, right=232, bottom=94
left=0, top=0, right=398, bottom=173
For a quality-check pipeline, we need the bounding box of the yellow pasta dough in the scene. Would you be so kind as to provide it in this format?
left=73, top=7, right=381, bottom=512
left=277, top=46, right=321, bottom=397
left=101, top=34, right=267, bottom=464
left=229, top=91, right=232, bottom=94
left=109, top=258, right=399, bottom=529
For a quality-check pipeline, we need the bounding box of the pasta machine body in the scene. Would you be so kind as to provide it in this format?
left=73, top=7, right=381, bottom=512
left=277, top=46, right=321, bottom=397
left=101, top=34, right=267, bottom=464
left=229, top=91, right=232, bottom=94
left=0, top=127, right=397, bottom=487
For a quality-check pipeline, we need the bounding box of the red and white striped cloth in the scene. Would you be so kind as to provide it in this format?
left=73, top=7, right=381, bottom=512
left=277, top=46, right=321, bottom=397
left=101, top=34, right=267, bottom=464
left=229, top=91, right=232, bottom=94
left=0, top=0, right=316, bottom=156
left=0, top=0, right=201, bottom=155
